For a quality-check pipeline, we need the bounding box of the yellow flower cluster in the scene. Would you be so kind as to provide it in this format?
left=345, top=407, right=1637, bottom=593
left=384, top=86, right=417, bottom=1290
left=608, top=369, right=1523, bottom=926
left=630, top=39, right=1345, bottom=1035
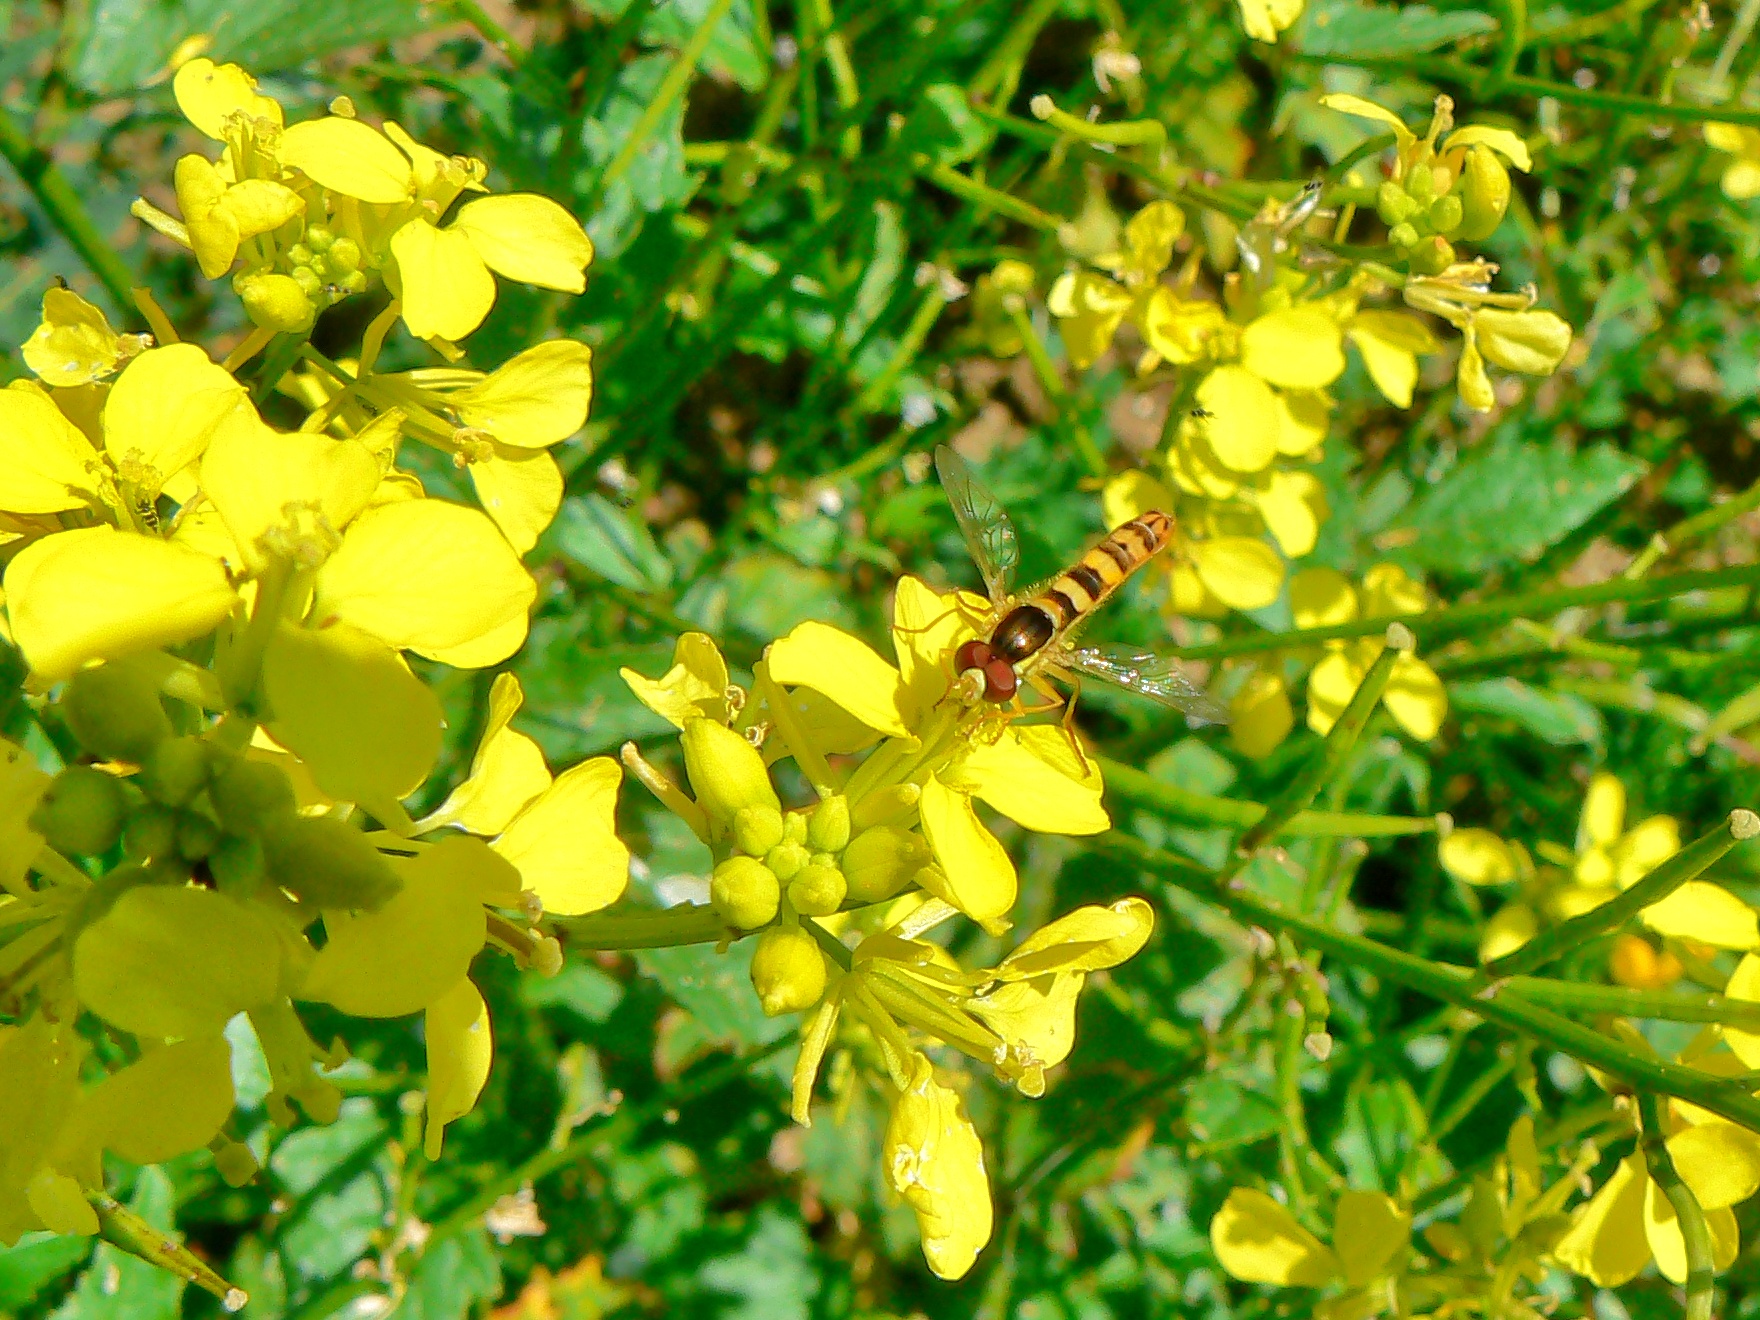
left=616, top=575, right=1158, bottom=1277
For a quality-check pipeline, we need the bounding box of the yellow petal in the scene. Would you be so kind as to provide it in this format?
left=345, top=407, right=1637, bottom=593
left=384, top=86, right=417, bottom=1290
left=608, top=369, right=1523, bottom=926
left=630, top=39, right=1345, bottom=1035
left=1669, top=1119, right=1760, bottom=1210
left=620, top=632, right=731, bottom=729
left=1230, top=668, right=1293, bottom=758
left=1305, top=649, right=1362, bottom=737
left=1140, top=287, right=1228, bottom=365
left=948, top=725, right=1109, bottom=835
left=419, top=611, right=529, bottom=669
left=0, top=384, right=100, bottom=512
left=221, top=178, right=305, bottom=241
left=391, top=219, right=497, bottom=342
left=428, top=673, right=552, bottom=834
left=494, top=757, right=629, bottom=916
left=1333, top=1189, right=1411, bottom=1287
left=1581, top=773, right=1627, bottom=849
left=768, top=621, right=912, bottom=738
left=454, top=339, right=594, bottom=448
left=1046, top=270, right=1132, bottom=369
left=280, top=117, right=414, bottom=204
left=1442, top=125, right=1533, bottom=172
left=890, top=576, right=983, bottom=720
left=263, top=621, right=443, bottom=812
left=5, top=527, right=235, bottom=683
left=1360, top=562, right=1427, bottom=616
left=173, top=58, right=282, bottom=139
left=1614, top=815, right=1680, bottom=888
left=298, top=833, right=488, bottom=1017
left=1193, top=535, right=1284, bottom=611
left=1237, top=0, right=1305, bottom=41
left=1553, top=1153, right=1650, bottom=1287
left=918, top=776, right=1016, bottom=927
left=22, top=288, right=124, bottom=388
left=75, top=1036, right=234, bottom=1166
left=1474, top=308, right=1572, bottom=376
left=1645, top=1176, right=1739, bottom=1283
left=1642, top=881, right=1759, bottom=949
left=995, top=896, right=1153, bottom=978
left=968, top=973, right=1082, bottom=1089
left=1480, top=901, right=1538, bottom=961
left=1318, top=94, right=1416, bottom=152
left=424, top=978, right=493, bottom=1159
left=885, top=1055, right=993, bottom=1280
left=1209, top=1187, right=1340, bottom=1285
left=1290, top=567, right=1357, bottom=629
left=1440, top=828, right=1518, bottom=885
left=103, top=344, right=245, bottom=491
left=1457, top=333, right=1494, bottom=412
left=1240, top=308, right=1347, bottom=390
left=312, top=500, right=536, bottom=660
left=1254, top=469, right=1327, bottom=558
left=1347, top=311, right=1439, bottom=408
left=1724, top=954, right=1760, bottom=1068
left=1102, top=470, right=1177, bottom=529
left=1723, top=160, right=1760, bottom=199
left=1385, top=654, right=1446, bottom=741
left=1119, top=200, right=1184, bottom=280
left=73, top=887, right=281, bottom=1038
left=1705, top=121, right=1757, bottom=154
left=468, top=448, right=562, bottom=554
left=1273, top=388, right=1331, bottom=456
left=1196, top=366, right=1279, bottom=471
left=454, top=194, right=594, bottom=293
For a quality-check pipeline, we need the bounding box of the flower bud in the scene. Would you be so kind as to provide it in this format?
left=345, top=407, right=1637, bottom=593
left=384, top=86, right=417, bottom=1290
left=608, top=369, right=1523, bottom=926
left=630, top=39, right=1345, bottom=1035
left=851, top=784, right=921, bottom=829
left=1387, top=221, right=1420, bottom=250
left=1427, top=193, right=1463, bottom=236
left=208, top=833, right=265, bottom=892
left=783, top=811, right=809, bottom=845
left=1473, top=308, right=1572, bottom=375
left=138, top=735, right=210, bottom=807
left=1407, top=235, right=1455, bottom=275
left=807, top=795, right=852, bottom=853
left=324, top=237, right=362, bottom=274
left=176, top=812, right=221, bottom=861
left=215, top=1140, right=259, bottom=1188
left=842, top=826, right=928, bottom=903
left=711, top=855, right=781, bottom=929
left=123, top=804, right=178, bottom=861
left=1375, top=181, right=1418, bottom=226
left=305, top=225, right=335, bottom=252
left=260, top=815, right=402, bottom=910
left=750, top=926, right=828, bottom=1016
left=765, top=841, right=809, bottom=882
left=61, top=659, right=172, bottom=762
left=1405, top=161, right=1437, bottom=204
left=681, top=718, right=780, bottom=829
left=210, top=757, right=298, bottom=834
left=1455, top=145, right=1510, bottom=241
left=31, top=765, right=127, bottom=856
left=291, top=266, right=324, bottom=297
left=733, top=805, right=786, bottom=857
left=287, top=242, right=315, bottom=266
left=235, top=271, right=316, bottom=334
left=788, top=863, right=846, bottom=917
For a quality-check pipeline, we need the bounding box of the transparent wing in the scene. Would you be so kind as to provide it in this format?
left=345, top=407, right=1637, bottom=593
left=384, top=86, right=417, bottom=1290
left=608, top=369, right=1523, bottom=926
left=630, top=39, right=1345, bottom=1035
left=1067, top=644, right=1231, bottom=726
left=934, top=444, right=1018, bottom=599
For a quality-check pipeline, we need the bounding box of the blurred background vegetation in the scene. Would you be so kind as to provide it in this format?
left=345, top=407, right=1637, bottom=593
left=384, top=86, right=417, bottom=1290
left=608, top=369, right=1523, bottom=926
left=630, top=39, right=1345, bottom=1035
left=8, top=0, right=1760, bottom=1314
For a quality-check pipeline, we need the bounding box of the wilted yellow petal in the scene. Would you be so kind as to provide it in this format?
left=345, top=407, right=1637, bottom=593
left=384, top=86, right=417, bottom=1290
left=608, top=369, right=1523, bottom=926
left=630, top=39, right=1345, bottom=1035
left=1192, top=535, right=1283, bottom=610
left=454, top=339, right=594, bottom=448
left=5, top=527, right=235, bottom=682
left=281, top=117, right=414, bottom=204
left=22, top=289, right=125, bottom=388
left=0, top=384, right=100, bottom=512
left=494, top=757, right=629, bottom=916
left=392, top=219, right=497, bottom=342
left=1196, top=365, right=1279, bottom=471
left=103, top=344, right=245, bottom=491
left=73, top=887, right=281, bottom=1038
left=1334, top=1189, right=1411, bottom=1287
left=263, top=621, right=443, bottom=812
left=173, top=58, right=283, bottom=139
left=1210, top=1187, right=1340, bottom=1285
left=1440, top=828, right=1518, bottom=885
left=468, top=447, right=562, bottom=554
left=312, top=500, right=536, bottom=661
left=768, top=621, right=911, bottom=738
left=1241, top=308, right=1346, bottom=390
left=455, top=194, right=594, bottom=293
left=424, top=978, right=493, bottom=1159
left=949, top=725, right=1109, bottom=835
left=620, top=632, right=731, bottom=728
left=1553, top=1153, right=1651, bottom=1287
left=994, top=897, right=1153, bottom=978
left=885, top=1054, right=993, bottom=1280
left=918, top=776, right=1016, bottom=927
left=1641, top=881, right=1759, bottom=949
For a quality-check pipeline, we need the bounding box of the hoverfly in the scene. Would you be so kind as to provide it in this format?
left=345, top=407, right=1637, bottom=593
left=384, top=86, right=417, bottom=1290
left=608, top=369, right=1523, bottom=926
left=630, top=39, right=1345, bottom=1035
left=933, top=445, right=1228, bottom=728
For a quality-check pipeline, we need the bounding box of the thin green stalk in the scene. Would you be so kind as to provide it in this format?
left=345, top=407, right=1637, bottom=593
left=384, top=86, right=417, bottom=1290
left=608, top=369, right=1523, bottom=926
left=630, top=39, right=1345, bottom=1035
left=1628, top=471, right=1760, bottom=578
left=1098, top=832, right=1760, bottom=1132
left=591, top=0, right=739, bottom=206
left=0, top=103, right=135, bottom=315
left=851, top=283, right=950, bottom=415
left=1637, top=1093, right=1717, bottom=1320
left=918, top=161, right=1062, bottom=231
left=967, top=0, right=1061, bottom=103
left=87, top=1188, right=244, bottom=1308
left=560, top=903, right=730, bottom=949
left=1489, top=0, right=1526, bottom=89
left=1172, top=562, right=1760, bottom=663
left=1100, top=758, right=1442, bottom=838
left=1429, top=1053, right=1516, bottom=1142
left=1484, top=810, right=1760, bottom=979
left=452, top=0, right=527, bottom=62
left=1506, top=976, right=1760, bottom=1028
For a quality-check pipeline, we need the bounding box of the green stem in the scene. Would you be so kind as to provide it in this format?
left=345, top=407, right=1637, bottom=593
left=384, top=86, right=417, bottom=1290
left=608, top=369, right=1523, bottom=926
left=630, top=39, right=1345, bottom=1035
left=1637, top=1093, right=1717, bottom=1320
left=1489, top=0, right=1526, bottom=89
left=1629, top=471, right=1760, bottom=578
left=1506, top=976, right=1760, bottom=1028
left=452, top=0, right=527, bottom=61
left=967, top=0, right=1061, bottom=103
left=559, top=903, right=731, bottom=949
left=1429, top=1053, right=1516, bottom=1142
left=0, top=104, right=136, bottom=315
left=1484, top=810, right=1759, bottom=979
left=1172, top=563, right=1760, bottom=663
left=851, top=283, right=950, bottom=415
left=918, top=161, right=1062, bottom=232
left=1099, top=832, right=1760, bottom=1131
left=87, top=1187, right=245, bottom=1309
left=1100, top=757, right=1444, bottom=838
left=1029, top=94, right=1168, bottom=148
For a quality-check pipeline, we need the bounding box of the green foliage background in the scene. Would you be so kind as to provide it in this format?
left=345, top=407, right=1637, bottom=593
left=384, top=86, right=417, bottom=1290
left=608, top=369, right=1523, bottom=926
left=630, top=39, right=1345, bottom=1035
left=5, top=0, right=1760, bottom=1315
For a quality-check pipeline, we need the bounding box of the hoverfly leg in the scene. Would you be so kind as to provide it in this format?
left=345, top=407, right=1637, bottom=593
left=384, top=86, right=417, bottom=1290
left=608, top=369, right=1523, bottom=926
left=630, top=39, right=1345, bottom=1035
left=1024, top=670, right=1090, bottom=776
left=892, top=605, right=962, bottom=638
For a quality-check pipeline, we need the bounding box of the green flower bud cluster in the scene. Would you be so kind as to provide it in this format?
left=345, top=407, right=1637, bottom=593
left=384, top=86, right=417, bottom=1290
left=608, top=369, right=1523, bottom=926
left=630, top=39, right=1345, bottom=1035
left=36, top=655, right=402, bottom=912
left=1373, top=144, right=1510, bottom=274
left=233, top=223, right=369, bottom=334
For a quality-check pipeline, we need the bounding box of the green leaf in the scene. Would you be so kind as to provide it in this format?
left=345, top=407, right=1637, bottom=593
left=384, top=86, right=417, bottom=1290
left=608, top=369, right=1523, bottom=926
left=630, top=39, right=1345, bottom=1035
left=554, top=495, right=675, bottom=592
left=897, top=83, right=990, bottom=166
left=394, top=1227, right=501, bottom=1320
left=523, top=960, right=626, bottom=1024
left=52, top=1169, right=179, bottom=1320
left=72, top=0, right=429, bottom=95
left=699, top=1208, right=818, bottom=1320
left=580, top=53, right=700, bottom=256
left=637, top=941, right=794, bottom=1049
left=1184, top=1073, right=1281, bottom=1149
left=0, top=1234, right=91, bottom=1311
left=1385, top=431, right=1646, bottom=574
left=1295, top=0, right=1497, bottom=56
left=1452, top=677, right=1605, bottom=747
left=575, top=0, right=769, bottom=89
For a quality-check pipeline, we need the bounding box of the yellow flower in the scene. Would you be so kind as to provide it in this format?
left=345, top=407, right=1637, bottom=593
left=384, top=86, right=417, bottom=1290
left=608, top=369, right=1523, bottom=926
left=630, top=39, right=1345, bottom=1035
left=886, top=1054, right=993, bottom=1279
left=1104, top=470, right=1287, bottom=616
left=1238, top=0, right=1303, bottom=42
left=20, top=288, right=148, bottom=387
left=1303, top=565, right=1447, bottom=742
left=1344, top=308, right=1441, bottom=409
left=1047, top=201, right=1195, bottom=370
left=1211, top=1186, right=1410, bottom=1288
left=1230, top=668, right=1293, bottom=758
left=1706, top=123, right=1760, bottom=200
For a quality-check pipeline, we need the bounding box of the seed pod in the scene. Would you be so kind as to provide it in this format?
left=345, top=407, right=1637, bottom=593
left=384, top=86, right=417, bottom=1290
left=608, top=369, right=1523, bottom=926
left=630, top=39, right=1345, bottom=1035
left=31, top=765, right=127, bottom=856
left=733, top=805, right=786, bottom=857
left=1455, top=145, right=1511, bottom=241
left=1375, top=181, right=1418, bottom=227
left=807, top=795, right=852, bottom=854
left=842, top=826, right=928, bottom=903
left=260, top=815, right=402, bottom=911
left=750, top=926, right=828, bottom=1016
left=711, top=855, right=781, bottom=929
left=788, top=863, right=846, bottom=917
left=209, top=757, right=297, bottom=834
left=139, top=736, right=210, bottom=807
left=60, top=660, right=172, bottom=762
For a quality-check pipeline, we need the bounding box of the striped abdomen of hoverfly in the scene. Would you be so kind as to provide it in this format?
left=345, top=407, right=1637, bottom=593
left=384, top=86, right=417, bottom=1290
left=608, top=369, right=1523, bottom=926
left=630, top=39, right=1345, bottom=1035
left=953, top=510, right=1175, bottom=703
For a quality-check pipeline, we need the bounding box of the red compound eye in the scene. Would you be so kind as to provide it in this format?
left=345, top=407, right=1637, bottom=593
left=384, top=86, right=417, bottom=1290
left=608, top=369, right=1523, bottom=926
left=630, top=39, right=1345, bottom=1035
left=953, top=639, right=991, bottom=675
left=982, top=657, right=1018, bottom=702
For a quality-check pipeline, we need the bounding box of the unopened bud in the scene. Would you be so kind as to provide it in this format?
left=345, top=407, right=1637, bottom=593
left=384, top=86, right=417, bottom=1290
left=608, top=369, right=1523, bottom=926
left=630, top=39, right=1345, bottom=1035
left=304, top=225, right=335, bottom=252
left=260, top=815, right=402, bottom=910
left=235, top=271, right=316, bottom=334
left=61, top=659, right=172, bottom=762
left=806, top=794, right=851, bottom=853
left=1388, top=221, right=1420, bottom=250
left=765, top=840, right=809, bottom=882
left=681, top=718, right=780, bottom=828
left=733, top=804, right=785, bottom=857
left=176, top=812, right=220, bottom=861
left=209, top=757, right=297, bottom=833
left=1405, top=161, right=1437, bottom=204
left=324, top=237, right=362, bottom=274
left=1375, top=180, right=1418, bottom=227
left=286, top=242, right=315, bottom=266
left=31, top=765, right=127, bottom=856
left=1456, top=145, right=1510, bottom=241
left=208, top=833, right=265, bottom=891
left=842, top=826, right=927, bottom=903
left=1427, top=193, right=1463, bottom=236
left=291, top=265, right=324, bottom=297
left=711, top=855, right=781, bottom=929
left=783, top=811, right=809, bottom=845
left=139, top=735, right=210, bottom=806
left=750, top=926, right=828, bottom=1016
left=123, top=804, right=178, bottom=861
left=788, top=863, right=846, bottom=917
left=1407, top=235, right=1455, bottom=275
